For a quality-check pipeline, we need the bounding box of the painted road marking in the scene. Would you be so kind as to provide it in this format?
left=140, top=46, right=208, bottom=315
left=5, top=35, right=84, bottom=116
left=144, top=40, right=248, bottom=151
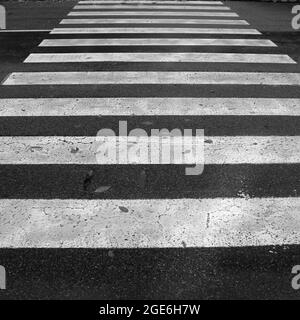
left=78, top=1, right=225, bottom=4
left=50, top=27, right=261, bottom=34
left=0, top=197, right=299, bottom=247
left=68, top=11, right=239, bottom=16
left=60, top=18, right=249, bottom=25
left=3, top=72, right=300, bottom=85
left=0, top=136, right=298, bottom=164
left=0, top=30, right=51, bottom=33
left=1, top=98, right=299, bottom=116
left=39, top=38, right=276, bottom=47
left=25, top=53, right=295, bottom=64
left=74, top=5, right=231, bottom=10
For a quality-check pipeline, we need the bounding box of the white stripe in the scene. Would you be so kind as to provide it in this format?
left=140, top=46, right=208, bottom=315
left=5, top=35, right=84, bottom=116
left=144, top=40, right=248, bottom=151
left=0, top=136, right=298, bottom=164
left=3, top=72, right=300, bottom=85
left=68, top=10, right=239, bottom=16
left=39, top=38, right=276, bottom=47
left=74, top=5, right=231, bottom=10
left=51, top=28, right=261, bottom=34
left=78, top=1, right=225, bottom=4
left=1, top=197, right=300, bottom=248
left=79, top=0, right=223, bottom=1
left=25, top=53, right=294, bottom=64
left=60, top=18, right=248, bottom=25
left=79, top=0, right=221, bottom=1
left=1, top=98, right=299, bottom=117
left=0, top=29, right=50, bottom=33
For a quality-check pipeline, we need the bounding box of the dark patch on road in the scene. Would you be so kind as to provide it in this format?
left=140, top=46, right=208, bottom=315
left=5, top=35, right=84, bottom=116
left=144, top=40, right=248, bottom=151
left=0, top=164, right=298, bottom=199
left=0, top=115, right=299, bottom=136
left=1, top=84, right=300, bottom=99
left=0, top=246, right=299, bottom=299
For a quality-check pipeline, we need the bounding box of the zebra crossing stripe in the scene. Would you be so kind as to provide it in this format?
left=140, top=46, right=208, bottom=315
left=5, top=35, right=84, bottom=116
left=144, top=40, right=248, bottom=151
left=0, top=197, right=299, bottom=248
left=39, top=38, right=276, bottom=47
left=74, top=5, right=232, bottom=10
left=0, top=136, right=298, bottom=164
left=68, top=11, right=239, bottom=16
left=1, top=98, right=299, bottom=116
left=3, top=72, right=300, bottom=85
left=78, top=1, right=225, bottom=4
left=24, top=53, right=295, bottom=64
left=50, top=27, right=261, bottom=34
left=60, top=18, right=249, bottom=25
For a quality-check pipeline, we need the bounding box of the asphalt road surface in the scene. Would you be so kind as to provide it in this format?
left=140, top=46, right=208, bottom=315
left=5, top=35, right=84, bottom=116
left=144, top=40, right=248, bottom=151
left=0, top=0, right=300, bottom=300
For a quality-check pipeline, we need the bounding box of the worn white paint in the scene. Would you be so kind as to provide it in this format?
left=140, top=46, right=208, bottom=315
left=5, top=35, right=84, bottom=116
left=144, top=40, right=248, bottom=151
left=0, top=197, right=300, bottom=248
left=25, top=52, right=294, bottom=64
left=74, top=5, right=231, bottom=10
left=78, top=1, right=225, bottom=4
left=0, top=136, right=298, bottom=164
left=51, top=27, right=260, bottom=34
left=68, top=11, right=239, bottom=16
left=0, top=29, right=51, bottom=33
left=3, top=72, right=300, bottom=85
left=39, top=38, right=276, bottom=47
left=60, top=18, right=249, bottom=25
left=0, top=98, right=299, bottom=116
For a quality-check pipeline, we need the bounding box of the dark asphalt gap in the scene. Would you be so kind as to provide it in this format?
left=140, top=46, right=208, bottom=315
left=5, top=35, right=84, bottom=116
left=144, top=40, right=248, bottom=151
left=0, top=246, right=299, bottom=300
left=0, top=33, right=47, bottom=50
left=0, top=33, right=49, bottom=83
left=263, top=32, right=300, bottom=39
left=0, top=33, right=49, bottom=63
left=0, top=164, right=298, bottom=199
left=1, top=85, right=300, bottom=98
left=4, top=62, right=300, bottom=72
left=3, top=0, right=76, bottom=31
left=0, top=116, right=299, bottom=136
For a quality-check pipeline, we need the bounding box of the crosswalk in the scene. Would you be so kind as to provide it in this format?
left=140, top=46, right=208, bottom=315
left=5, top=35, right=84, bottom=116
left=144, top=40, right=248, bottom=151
left=0, top=0, right=300, bottom=296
